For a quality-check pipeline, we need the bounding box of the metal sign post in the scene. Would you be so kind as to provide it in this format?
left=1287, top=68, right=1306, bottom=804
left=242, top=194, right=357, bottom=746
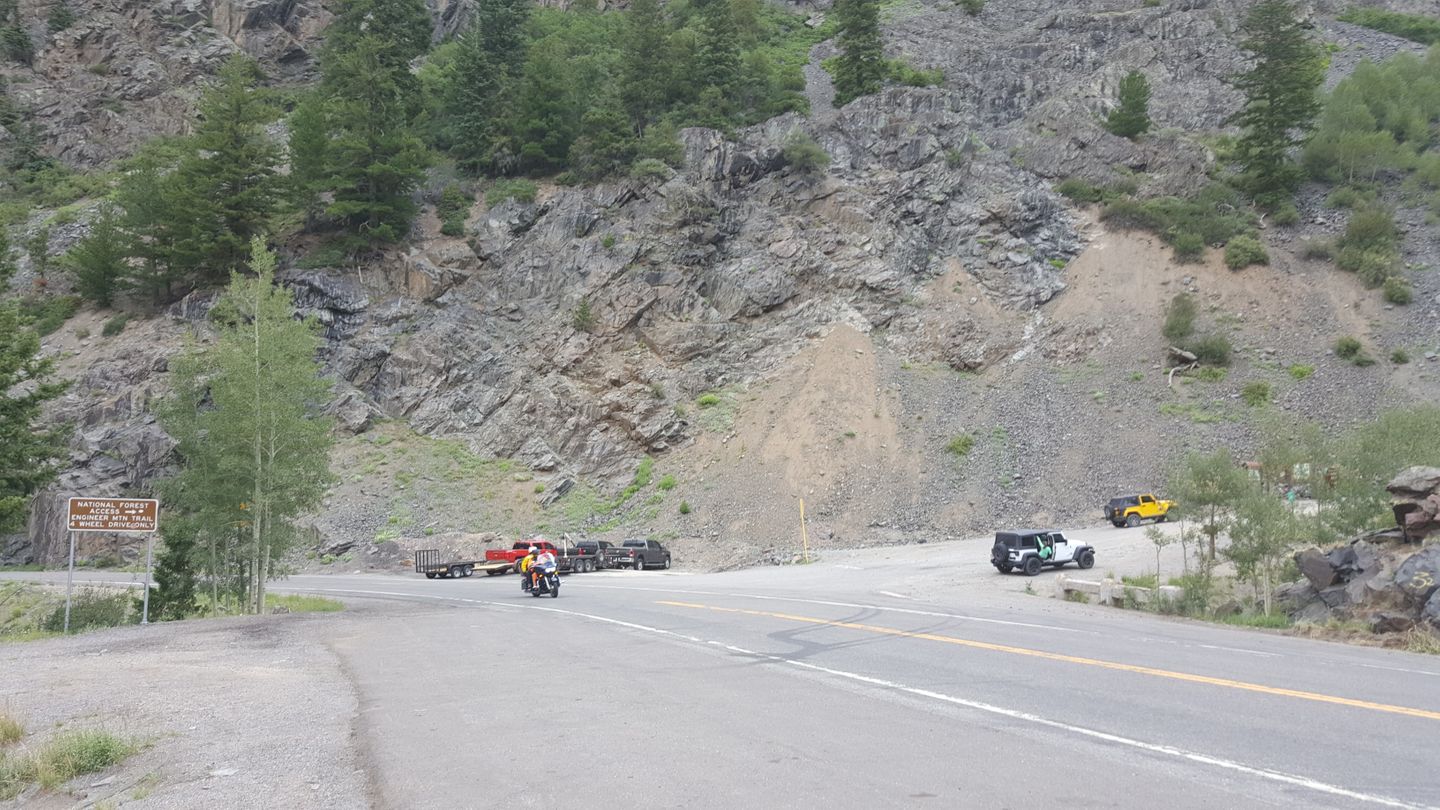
left=64, top=530, right=76, bottom=634
left=64, top=497, right=160, bottom=633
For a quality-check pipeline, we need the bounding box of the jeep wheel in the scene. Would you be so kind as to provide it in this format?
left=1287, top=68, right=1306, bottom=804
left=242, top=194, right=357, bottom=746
left=1159, top=512, right=1170, bottom=523
left=1125, top=514, right=1141, bottom=528
left=1022, top=556, right=1042, bottom=576
left=1076, top=549, right=1095, bottom=570
left=996, top=563, right=1013, bottom=574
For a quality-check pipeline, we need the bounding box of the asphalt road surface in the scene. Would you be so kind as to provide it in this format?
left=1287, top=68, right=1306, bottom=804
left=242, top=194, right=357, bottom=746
left=11, top=541, right=1440, bottom=810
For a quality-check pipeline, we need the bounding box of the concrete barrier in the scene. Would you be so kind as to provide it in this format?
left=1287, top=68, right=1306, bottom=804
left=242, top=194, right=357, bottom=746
left=1054, top=574, right=1184, bottom=607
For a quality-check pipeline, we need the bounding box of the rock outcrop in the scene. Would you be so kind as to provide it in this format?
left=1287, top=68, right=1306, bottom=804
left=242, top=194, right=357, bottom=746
left=1387, top=466, right=1440, bottom=543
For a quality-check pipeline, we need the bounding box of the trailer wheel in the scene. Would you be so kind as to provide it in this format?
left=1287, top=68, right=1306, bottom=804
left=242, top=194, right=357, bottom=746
left=425, top=572, right=437, bottom=580
left=463, top=565, right=474, bottom=577
left=486, top=568, right=502, bottom=576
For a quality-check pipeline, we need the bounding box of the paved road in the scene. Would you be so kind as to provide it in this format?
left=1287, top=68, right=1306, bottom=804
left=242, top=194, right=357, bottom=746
left=10, top=543, right=1440, bottom=809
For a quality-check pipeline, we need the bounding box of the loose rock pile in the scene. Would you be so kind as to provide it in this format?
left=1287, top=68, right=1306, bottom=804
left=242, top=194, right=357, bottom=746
left=1279, top=467, right=1440, bottom=634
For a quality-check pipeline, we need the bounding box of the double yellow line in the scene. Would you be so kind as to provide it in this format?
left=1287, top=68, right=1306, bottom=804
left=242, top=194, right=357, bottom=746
left=657, top=600, right=1440, bottom=722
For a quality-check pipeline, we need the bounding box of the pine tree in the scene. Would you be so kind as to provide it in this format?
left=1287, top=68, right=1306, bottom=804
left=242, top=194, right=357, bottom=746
left=831, top=0, right=884, bottom=106
left=443, top=0, right=530, bottom=174
left=512, top=38, right=581, bottom=173
left=0, top=302, right=70, bottom=532
left=179, top=55, right=284, bottom=279
left=65, top=203, right=127, bottom=307
left=141, top=514, right=200, bottom=620
left=695, top=0, right=740, bottom=98
left=323, top=0, right=432, bottom=71
left=1105, top=70, right=1151, bottom=139
left=620, top=0, right=672, bottom=131
left=114, top=147, right=211, bottom=302
left=312, top=0, right=433, bottom=242
left=285, top=94, right=331, bottom=223
left=0, top=228, right=14, bottom=288
left=159, top=239, right=334, bottom=614
left=321, top=36, right=431, bottom=242
left=1231, top=0, right=1325, bottom=203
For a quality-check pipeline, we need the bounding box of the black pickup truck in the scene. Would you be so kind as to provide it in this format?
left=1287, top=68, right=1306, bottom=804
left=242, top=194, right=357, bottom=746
left=604, top=538, right=672, bottom=571
left=574, top=539, right=617, bottom=569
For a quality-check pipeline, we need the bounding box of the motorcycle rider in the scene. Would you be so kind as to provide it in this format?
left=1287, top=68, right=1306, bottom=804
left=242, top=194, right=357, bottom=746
left=532, top=547, right=557, bottom=592
left=519, top=546, right=538, bottom=592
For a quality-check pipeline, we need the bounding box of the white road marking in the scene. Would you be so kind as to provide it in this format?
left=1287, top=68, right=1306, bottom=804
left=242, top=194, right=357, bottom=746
left=300, top=585, right=1430, bottom=810
left=1357, top=663, right=1440, bottom=678
left=1194, top=644, right=1282, bottom=659
left=875, top=590, right=912, bottom=600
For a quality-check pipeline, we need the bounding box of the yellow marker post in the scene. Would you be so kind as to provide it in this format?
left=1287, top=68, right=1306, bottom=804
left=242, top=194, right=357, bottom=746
left=800, top=498, right=809, bottom=563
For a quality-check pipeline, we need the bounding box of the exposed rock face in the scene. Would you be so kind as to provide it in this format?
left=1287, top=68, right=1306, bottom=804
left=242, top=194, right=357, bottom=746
left=294, top=88, right=1078, bottom=488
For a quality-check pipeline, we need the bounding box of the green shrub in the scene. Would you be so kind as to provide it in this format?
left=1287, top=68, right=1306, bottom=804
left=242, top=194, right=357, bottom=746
left=679, top=500, right=691, bottom=515
left=1171, top=232, right=1205, bottom=262
left=485, top=179, right=537, bottom=207
left=887, top=60, right=944, bottom=88
left=1161, top=293, right=1197, bottom=344
left=1056, top=178, right=1104, bottom=204
left=782, top=132, right=829, bottom=175
left=1324, top=186, right=1367, bottom=209
left=1224, top=235, right=1268, bottom=270
left=101, top=314, right=129, bottom=337
left=23, top=296, right=81, bottom=337
left=1241, top=381, right=1271, bottom=406
left=658, top=474, right=677, bottom=491
left=958, top=0, right=983, bottom=15
left=944, top=148, right=965, bottom=168
left=437, top=185, right=471, bottom=237
left=47, top=4, right=77, bottom=33
left=1270, top=203, right=1299, bottom=226
left=572, top=299, right=596, bottom=333
left=1190, top=366, right=1228, bottom=383
left=41, top=588, right=130, bottom=633
left=1101, top=183, right=1256, bottom=261
left=631, top=158, right=671, bottom=182
left=1187, top=333, right=1232, bottom=366
left=1298, top=238, right=1333, bottom=260
left=1352, top=353, right=1376, bottom=367
left=1334, top=336, right=1363, bottom=360
left=1143, top=0, right=1160, bottom=6
left=946, top=433, right=975, bottom=457
left=1099, top=198, right=1164, bottom=231
left=601, top=233, right=617, bottom=250
left=1391, top=348, right=1411, bottom=365
left=697, top=393, right=721, bottom=408
left=1383, top=276, right=1413, bottom=305
left=1288, top=364, right=1314, bottom=380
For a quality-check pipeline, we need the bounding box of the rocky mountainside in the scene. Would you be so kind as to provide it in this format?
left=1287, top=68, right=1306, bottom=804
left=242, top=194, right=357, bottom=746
left=6, top=0, right=1440, bottom=568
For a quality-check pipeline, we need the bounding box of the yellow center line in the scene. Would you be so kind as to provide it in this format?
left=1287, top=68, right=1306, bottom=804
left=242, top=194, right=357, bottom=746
left=656, top=600, right=1440, bottom=722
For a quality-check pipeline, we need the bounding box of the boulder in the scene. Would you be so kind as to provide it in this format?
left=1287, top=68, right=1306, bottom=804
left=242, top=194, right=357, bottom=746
left=1425, top=591, right=1440, bottom=632
left=1388, top=466, right=1440, bottom=541
left=1394, top=546, right=1440, bottom=605
left=1296, top=547, right=1339, bottom=589
left=1370, top=612, right=1415, bottom=634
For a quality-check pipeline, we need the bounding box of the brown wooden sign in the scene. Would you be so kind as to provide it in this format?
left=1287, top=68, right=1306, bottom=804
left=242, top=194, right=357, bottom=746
left=67, top=497, right=159, bottom=533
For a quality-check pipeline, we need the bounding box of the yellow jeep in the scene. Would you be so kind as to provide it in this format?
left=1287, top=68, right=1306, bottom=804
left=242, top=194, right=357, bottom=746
left=1104, top=494, right=1175, bottom=528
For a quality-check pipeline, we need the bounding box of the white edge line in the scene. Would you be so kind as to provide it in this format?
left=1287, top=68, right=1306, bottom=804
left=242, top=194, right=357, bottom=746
left=875, top=590, right=913, bottom=600
left=294, top=586, right=1429, bottom=810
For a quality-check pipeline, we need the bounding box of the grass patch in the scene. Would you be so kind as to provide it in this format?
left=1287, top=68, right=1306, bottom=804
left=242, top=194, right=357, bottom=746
left=1241, top=380, right=1271, bottom=407
left=678, top=500, right=691, bottom=515
left=486, top=179, right=537, bottom=207
left=1334, top=335, right=1364, bottom=361
left=1161, top=293, right=1196, bottom=344
left=1299, top=237, right=1334, bottom=260
left=1187, top=333, right=1233, bottom=366
left=694, top=389, right=740, bottom=433
left=1189, top=366, right=1228, bottom=383
left=21, top=295, right=81, bottom=337
left=1121, top=574, right=1158, bottom=588
left=946, top=433, right=975, bottom=457
left=657, top=474, right=677, bottom=491
left=1288, top=364, right=1314, bottom=380
left=1158, top=402, right=1228, bottom=424
left=436, top=184, right=471, bottom=237
left=32, top=729, right=136, bottom=790
left=1220, top=612, right=1293, bottom=629
left=267, top=594, right=343, bottom=613
left=101, top=314, right=129, bottom=337
left=1404, top=627, right=1440, bottom=655
left=1336, top=7, right=1440, bottom=45
left=1391, top=348, right=1411, bottom=365
left=1382, top=276, right=1413, bottom=305
left=1064, top=590, right=1090, bottom=604
left=0, top=713, right=21, bottom=746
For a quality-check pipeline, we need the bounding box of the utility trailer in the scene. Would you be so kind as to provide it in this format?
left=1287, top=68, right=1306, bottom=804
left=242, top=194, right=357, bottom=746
left=414, top=549, right=512, bottom=579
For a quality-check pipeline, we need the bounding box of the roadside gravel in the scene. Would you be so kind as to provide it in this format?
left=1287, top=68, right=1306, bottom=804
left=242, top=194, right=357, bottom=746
left=0, top=608, right=373, bottom=809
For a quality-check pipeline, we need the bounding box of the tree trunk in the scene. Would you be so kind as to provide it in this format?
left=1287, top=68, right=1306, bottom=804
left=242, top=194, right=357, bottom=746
left=251, top=290, right=264, bottom=615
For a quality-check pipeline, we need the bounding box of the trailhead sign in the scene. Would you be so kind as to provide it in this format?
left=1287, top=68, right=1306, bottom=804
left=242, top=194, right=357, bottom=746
left=66, top=497, right=159, bottom=533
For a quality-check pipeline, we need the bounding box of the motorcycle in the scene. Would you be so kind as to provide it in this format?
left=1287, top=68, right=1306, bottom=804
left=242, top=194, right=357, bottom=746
left=530, top=563, right=560, bottom=598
